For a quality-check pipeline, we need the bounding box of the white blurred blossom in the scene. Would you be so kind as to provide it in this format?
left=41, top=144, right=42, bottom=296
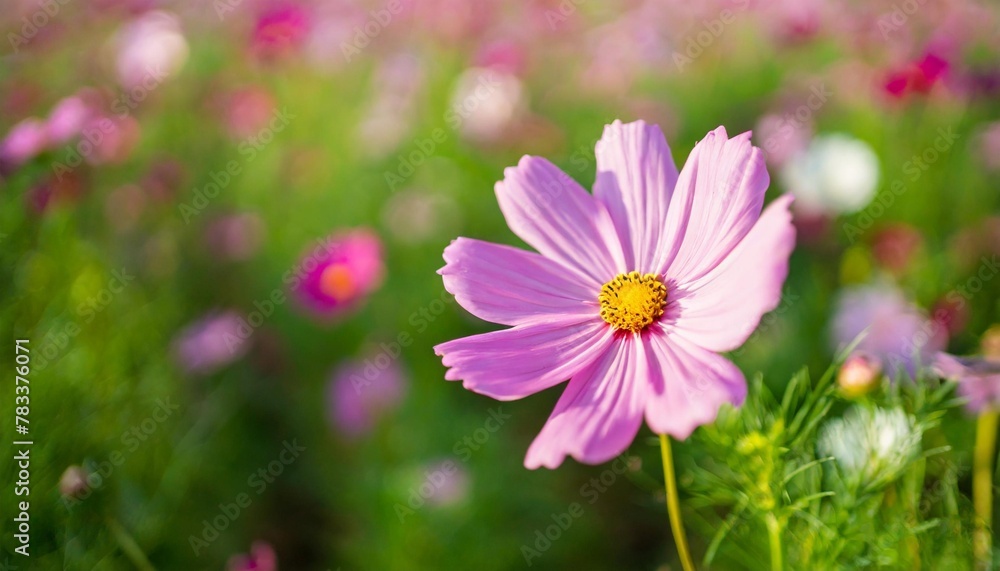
left=818, top=406, right=921, bottom=488
left=449, top=67, right=524, bottom=142
left=780, top=133, right=880, bottom=215
left=113, top=11, right=189, bottom=89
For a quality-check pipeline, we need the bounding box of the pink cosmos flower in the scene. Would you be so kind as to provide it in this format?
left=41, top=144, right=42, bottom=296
left=434, top=121, right=796, bottom=469
left=934, top=353, right=1000, bottom=414
left=290, top=229, right=385, bottom=319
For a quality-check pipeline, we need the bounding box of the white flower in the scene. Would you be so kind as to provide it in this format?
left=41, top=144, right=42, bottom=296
left=779, top=133, right=880, bottom=215
left=449, top=67, right=523, bottom=142
left=817, top=406, right=920, bottom=487
left=112, top=11, right=189, bottom=89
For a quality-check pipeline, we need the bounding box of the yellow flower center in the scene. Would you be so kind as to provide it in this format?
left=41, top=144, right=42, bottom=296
left=598, top=271, right=667, bottom=333
left=320, top=264, right=356, bottom=300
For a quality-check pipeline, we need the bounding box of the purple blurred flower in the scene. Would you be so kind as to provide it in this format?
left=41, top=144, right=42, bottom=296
left=327, top=357, right=406, bottom=437
left=419, top=458, right=469, bottom=507
left=935, top=353, right=1000, bottom=414
left=1, top=118, right=48, bottom=168
left=172, top=311, right=249, bottom=376
left=220, top=87, right=276, bottom=140
left=833, top=283, right=947, bottom=380
left=291, top=229, right=385, bottom=319
left=205, top=212, right=265, bottom=262
left=45, top=96, right=92, bottom=145
left=977, top=121, right=1000, bottom=171
left=227, top=541, right=277, bottom=571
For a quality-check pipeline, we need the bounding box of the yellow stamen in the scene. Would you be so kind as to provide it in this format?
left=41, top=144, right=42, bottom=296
left=320, top=264, right=356, bottom=300
left=598, top=271, right=667, bottom=333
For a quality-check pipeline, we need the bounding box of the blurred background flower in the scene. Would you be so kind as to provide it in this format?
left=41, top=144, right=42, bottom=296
left=4, top=0, right=1000, bottom=568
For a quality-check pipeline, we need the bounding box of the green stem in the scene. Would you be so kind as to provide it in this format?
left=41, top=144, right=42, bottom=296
left=660, top=434, right=696, bottom=571
left=107, top=517, right=156, bottom=571
left=765, top=512, right=783, bottom=571
left=974, top=409, right=999, bottom=571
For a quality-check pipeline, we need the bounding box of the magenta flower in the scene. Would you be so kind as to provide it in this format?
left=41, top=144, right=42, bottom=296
left=291, top=229, right=385, bottom=319
left=935, top=353, right=1000, bottom=414
left=227, top=541, right=277, bottom=571
left=434, top=121, right=796, bottom=469
left=884, top=51, right=950, bottom=99
left=252, top=4, right=311, bottom=60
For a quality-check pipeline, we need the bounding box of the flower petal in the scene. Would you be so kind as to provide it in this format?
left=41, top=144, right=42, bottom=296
left=495, top=155, right=626, bottom=284
left=524, top=336, right=645, bottom=469
left=671, top=194, right=795, bottom=353
left=434, top=318, right=612, bottom=401
left=440, top=238, right=597, bottom=326
left=656, top=126, right=770, bottom=281
left=643, top=330, right=747, bottom=439
left=593, top=120, right=680, bottom=270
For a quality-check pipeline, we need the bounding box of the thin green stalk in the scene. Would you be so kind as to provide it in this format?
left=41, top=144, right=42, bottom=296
left=660, top=434, right=695, bottom=571
left=765, top=512, right=783, bottom=571
left=974, top=409, right=999, bottom=570
left=107, top=517, right=156, bottom=571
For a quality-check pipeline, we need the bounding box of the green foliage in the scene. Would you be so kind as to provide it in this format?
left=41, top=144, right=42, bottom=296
left=682, top=352, right=969, bottom=571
